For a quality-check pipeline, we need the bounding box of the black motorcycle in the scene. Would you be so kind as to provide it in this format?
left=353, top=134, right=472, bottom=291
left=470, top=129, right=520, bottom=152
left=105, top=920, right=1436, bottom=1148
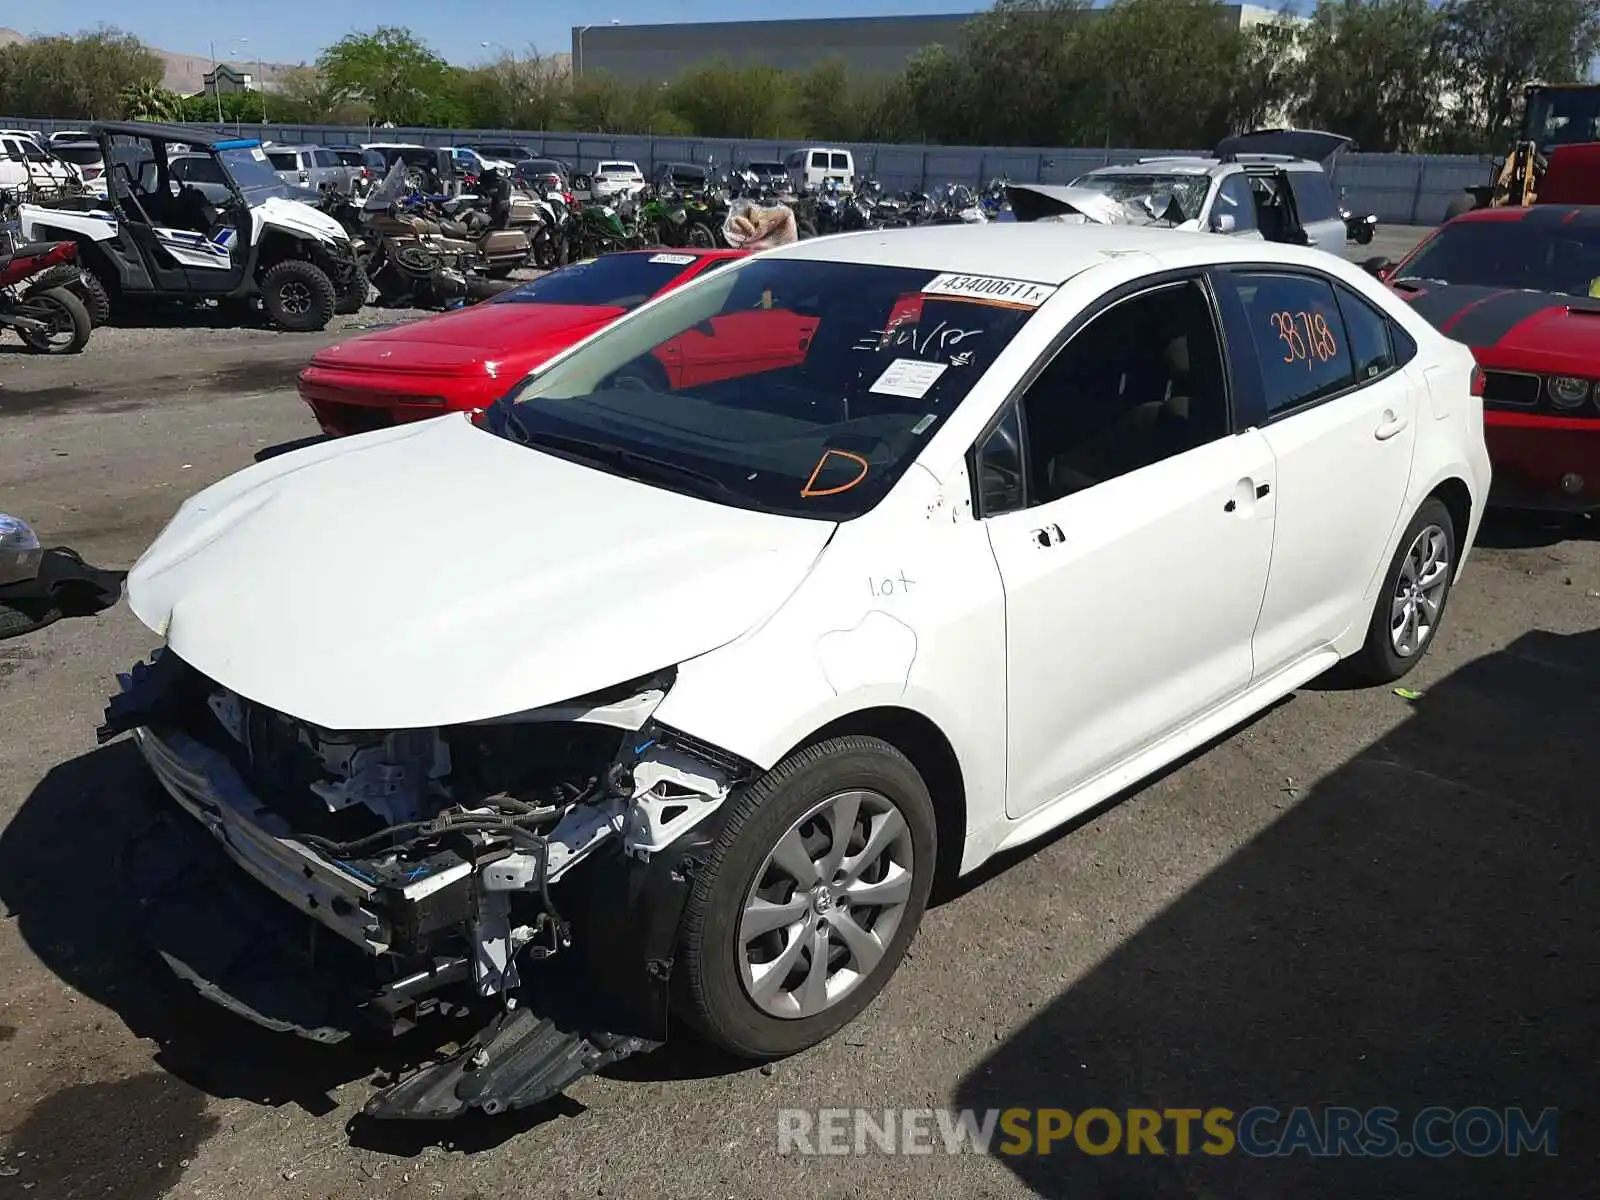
left=1339, top=190, right=1378, bottom=244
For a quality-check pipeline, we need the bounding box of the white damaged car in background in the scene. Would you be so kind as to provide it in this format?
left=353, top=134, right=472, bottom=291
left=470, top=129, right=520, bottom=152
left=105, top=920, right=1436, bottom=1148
left=101, top=221, right=1489, bottom=1121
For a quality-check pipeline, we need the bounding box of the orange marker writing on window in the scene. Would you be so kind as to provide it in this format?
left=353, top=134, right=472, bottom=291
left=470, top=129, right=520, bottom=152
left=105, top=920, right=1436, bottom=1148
left=801, top=449, right=871, bottom=497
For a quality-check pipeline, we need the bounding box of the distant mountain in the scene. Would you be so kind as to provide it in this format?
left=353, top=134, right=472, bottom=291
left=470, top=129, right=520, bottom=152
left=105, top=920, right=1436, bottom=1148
left=1, top=29, right=571, bottom=94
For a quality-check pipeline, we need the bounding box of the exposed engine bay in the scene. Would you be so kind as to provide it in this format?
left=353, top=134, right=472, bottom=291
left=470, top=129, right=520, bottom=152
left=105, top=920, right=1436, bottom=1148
left=99, top=648, right=751, bottom=1118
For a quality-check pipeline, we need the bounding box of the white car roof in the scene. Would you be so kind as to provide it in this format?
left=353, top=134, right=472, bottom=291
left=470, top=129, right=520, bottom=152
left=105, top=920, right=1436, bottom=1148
left=764, top=223, right=1349, bottom=282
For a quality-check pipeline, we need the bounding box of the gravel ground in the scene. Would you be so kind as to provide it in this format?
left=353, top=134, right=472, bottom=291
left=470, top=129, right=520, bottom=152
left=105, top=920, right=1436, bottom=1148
left=0, top=227, right=1596, bottom=1200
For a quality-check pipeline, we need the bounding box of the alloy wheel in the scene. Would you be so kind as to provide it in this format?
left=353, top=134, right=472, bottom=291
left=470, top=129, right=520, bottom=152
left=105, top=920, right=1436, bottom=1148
left=1390, top=523, right=1450, bottom=657
left=278, top=281, right=312, bottom=316
left=738, top=789, right=915, bottom=1020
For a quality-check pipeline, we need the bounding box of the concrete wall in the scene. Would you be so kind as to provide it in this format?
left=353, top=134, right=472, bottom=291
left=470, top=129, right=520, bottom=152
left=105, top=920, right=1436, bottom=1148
left=571, top=15, right=973, bottom=81
left=5, top=116, right=1490, bottom=224
left=567, top=6, right=1304, bottom=83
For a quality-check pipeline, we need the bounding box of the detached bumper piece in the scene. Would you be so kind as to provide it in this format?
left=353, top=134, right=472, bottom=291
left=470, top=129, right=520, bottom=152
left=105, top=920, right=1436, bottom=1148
left=121, top=808, right=371, bottom=1043
left=364, top=1008, right=659, bottom=1119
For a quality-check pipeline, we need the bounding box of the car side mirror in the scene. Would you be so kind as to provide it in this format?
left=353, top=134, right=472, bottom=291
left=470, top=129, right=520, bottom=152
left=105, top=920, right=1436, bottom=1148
left=1210, top=212, right=1237, bottom=233
left=1361, top=256, right=1393, bottom=280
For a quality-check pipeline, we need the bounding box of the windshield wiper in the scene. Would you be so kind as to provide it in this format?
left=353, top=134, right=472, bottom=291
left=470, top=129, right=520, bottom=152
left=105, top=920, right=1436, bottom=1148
left=520, top=429, right=735, bottom=500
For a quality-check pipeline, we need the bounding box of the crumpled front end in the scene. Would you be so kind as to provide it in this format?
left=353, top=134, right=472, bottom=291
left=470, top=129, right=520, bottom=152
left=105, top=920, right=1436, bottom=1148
left=101, top=648, right=752, bottom=1119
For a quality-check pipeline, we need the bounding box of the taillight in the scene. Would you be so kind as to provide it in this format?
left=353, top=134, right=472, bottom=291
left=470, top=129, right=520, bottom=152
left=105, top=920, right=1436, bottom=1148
left=563, top=191, right=574, bottom=206
left=1469, top=365, right=1485, bottom=397
left=298, top=169, right=309, bottom=182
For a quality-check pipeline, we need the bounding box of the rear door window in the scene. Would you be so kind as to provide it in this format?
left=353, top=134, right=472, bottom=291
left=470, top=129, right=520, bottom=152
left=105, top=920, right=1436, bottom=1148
left=1226, top=271, right=1355, bottom=415
left=266, top=151, right=296, bottom=171
left=830, top=153, right=850, bottom=170
left=810, top=151, right=828, bottom=169
left=1287, top=170, right=1338, bottom=223
left=313, top=149, right=339, bottom=168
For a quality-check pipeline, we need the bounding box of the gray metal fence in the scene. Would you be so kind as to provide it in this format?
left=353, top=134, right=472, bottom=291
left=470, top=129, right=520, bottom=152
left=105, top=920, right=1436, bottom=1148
left=6, top=117, right=1490, bottom=225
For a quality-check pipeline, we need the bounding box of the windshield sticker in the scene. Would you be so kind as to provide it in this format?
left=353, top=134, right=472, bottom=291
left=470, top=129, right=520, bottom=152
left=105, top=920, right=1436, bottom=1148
left=649, top=253, right=697, bottom=265
left=870, top=358, right=948, bottom=399
left=911, top=413, right=938, bottom=435
left=1270, top=310, right=1338, bottom=367
left=250, top=148, right=267, bottom=161
left=801, top=449, right=871, bottom=498
left=921, top=273, right=1056, bottom=308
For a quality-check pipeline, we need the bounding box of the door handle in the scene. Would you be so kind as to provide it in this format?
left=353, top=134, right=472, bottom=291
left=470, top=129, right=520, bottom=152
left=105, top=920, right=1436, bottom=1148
left=1375, top=410, right=1409, bottom=440
left=1256, top=481, right=1271, bottom=498
left=1031, top=523, right=1065, bottom=547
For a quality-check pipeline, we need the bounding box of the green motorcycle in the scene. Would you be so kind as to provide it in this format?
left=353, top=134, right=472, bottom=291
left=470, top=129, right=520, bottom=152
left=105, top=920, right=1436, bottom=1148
left=568, top=192, right=648, bottom=259
left=639, top=188, right=718, bottom=249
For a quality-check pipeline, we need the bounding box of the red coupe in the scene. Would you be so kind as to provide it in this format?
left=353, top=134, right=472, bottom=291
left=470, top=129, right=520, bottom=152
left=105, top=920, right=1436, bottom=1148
left=1379, top=205, right=1600, bottom=511
left=299, top=248, right=749, bottom=436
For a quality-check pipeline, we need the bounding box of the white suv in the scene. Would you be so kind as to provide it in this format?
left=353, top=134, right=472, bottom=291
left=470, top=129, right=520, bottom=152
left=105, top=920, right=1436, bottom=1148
left=1055, top=130, right=1353, bottom=255
left=592, top=160, right=645, bottom=199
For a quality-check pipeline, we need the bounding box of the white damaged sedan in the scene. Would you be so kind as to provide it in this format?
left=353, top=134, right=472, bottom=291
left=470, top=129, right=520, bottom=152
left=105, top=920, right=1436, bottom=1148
left=103, top=223, right=1490, bottom=1119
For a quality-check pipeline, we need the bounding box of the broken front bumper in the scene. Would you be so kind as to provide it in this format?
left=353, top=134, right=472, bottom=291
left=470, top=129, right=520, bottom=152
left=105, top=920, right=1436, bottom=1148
left=104, top=655, right=739, bottom=1119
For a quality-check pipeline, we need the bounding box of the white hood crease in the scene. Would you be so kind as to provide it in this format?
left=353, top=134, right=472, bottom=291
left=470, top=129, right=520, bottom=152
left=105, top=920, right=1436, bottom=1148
left=128, top=416, right=836, bottom=731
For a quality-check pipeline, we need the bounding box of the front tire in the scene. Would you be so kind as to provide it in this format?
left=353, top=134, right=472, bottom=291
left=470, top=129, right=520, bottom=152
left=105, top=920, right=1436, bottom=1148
left=1348, top=497, right=1457, bottom=684
left=17, top=286, right=92, bottom=354
left=259, top=259, right=336, bottom=332
left=334, top=257, right=369, bottom=315
left=676, top=736, right=936, bottom=1060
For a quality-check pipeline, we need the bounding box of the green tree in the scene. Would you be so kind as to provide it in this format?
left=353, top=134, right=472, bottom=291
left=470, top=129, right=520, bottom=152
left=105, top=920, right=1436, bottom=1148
left=0, top=26, right=163, bottom=119
left=1441, top=0, right=1600, bottom=149
left=454, top=49, right=571, bottom=131
left=119, top=81, right=180, bottom=121
left=272, top=64, right=370, bottom=124
left=1288, top=0, right=1446, bottom=153
left=563, top=70, right=639, bottom=134
left=1079, top=0, right=1273, bottom=149
left=316, top=27, right=451, bottom=126
left=664, top=60, right=792, bottom=138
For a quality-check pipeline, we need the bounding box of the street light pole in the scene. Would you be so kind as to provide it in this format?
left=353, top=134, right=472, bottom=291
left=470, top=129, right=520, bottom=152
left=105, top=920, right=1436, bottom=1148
left=210, top=41, right=222, bottom=123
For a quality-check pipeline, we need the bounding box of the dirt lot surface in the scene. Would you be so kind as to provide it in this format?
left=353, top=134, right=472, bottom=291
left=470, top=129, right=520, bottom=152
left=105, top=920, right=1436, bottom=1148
left=1, top=229, right=1596, bottom=1199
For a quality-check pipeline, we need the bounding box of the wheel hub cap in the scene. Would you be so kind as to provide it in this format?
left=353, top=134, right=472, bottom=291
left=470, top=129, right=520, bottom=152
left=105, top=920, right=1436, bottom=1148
left=737, top=789, right=914, bottom=1020
left=1390, top=523, right=1449, bottom=658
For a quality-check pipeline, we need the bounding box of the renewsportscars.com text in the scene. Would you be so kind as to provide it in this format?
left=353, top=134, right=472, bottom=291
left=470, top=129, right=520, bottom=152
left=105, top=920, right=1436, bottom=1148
left=776, top=1106, right=1559, bottom=1158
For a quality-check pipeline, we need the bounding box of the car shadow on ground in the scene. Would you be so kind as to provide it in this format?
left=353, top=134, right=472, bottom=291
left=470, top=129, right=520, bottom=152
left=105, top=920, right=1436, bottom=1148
left=954, top=625, right=1598, bottom=1198
left=0, top=744, right=444, bottom=1117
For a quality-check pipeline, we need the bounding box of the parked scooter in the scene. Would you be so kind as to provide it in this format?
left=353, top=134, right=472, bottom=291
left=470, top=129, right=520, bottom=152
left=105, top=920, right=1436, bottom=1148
left=1340, top=189, right=1378, bottom=244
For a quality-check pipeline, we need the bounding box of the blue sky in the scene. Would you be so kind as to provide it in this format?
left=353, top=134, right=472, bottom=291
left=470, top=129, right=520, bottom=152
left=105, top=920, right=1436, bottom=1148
left=16, top=0, right=996, bottom=68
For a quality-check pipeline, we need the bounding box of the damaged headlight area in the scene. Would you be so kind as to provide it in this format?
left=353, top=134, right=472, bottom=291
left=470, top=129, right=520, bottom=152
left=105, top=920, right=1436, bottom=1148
left=99, top=649, right=753, bottom=1119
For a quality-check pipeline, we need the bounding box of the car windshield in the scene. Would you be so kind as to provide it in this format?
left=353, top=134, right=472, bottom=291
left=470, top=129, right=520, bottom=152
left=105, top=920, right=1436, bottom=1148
left=218, top=146, right=295, bottom=199
left=1395, top=220, right=1600, bottom=297
left=484, top=257, right=1047, bottom=520
left=51, top=143, right=102, bottom=166
left=1525, top=88, right=1600, bottom=151
left=493, top=253, right=700, bottom=310
left=1070, top=172, right=1211, bottom=221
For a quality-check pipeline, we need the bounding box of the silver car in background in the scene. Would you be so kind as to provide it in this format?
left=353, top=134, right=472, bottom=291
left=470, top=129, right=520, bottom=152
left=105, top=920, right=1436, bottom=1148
left=264, top=144, right=353, bottom=193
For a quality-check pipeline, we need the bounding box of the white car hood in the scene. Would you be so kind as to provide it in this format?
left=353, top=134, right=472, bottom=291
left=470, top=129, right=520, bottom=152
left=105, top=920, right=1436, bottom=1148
left=128, top=416, right=835, bottom=730
left=253, top=195, right=348, bottom=244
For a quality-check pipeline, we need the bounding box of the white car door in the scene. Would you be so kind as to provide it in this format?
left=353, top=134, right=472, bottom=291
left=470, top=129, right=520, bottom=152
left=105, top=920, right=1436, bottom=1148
left=1204, top=172, right=1264, bottom=241
left=1214, top=268, right=1420, bottom=678
left=977, top=275, right=1278, bottom=820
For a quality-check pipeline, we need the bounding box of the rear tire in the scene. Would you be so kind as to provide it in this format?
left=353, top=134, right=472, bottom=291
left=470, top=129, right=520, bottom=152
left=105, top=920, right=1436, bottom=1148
left=1443, top=192, right=1478, bottom=221
left=17, top=286, right=92, bottom=354
left=334, top=257, right=369, bottom=315
left=25, top=265, right=112, bottom=327
left=260, top=259, right=336, bottom=332
left=1347, top=497, right=1458, bottom=684
left=675, top=736, right=936, bottom=1060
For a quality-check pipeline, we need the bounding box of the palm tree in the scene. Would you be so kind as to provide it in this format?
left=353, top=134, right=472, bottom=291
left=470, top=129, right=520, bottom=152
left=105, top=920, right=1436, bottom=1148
left=119, top=82, right=180, bottom=122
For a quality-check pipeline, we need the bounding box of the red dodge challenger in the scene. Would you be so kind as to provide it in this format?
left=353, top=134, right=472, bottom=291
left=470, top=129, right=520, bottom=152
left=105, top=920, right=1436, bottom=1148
left=299, top=248, right=750, bottom=436
left=1378, top=205, right=1600, bottom=512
